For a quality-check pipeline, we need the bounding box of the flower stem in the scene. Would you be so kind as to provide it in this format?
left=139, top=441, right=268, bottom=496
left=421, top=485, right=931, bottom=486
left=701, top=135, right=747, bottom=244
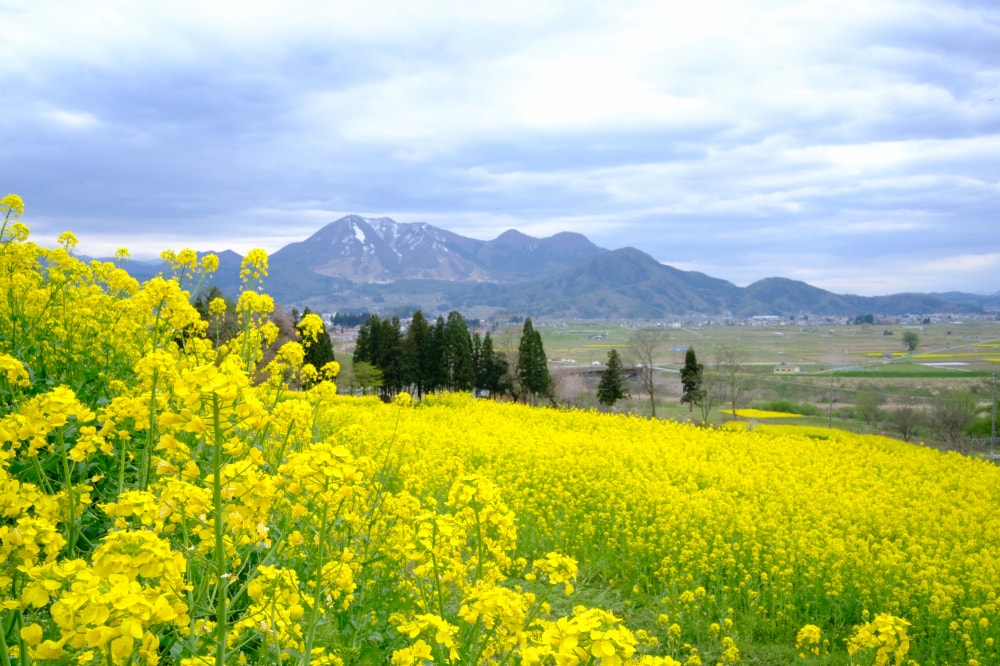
left=302, top=491, right=331, bottom=666
left=56, top=429, right=79, bottom=557
left=211, top=393, right=229, bottom=666
left=140, top=365, right=159, bottom=490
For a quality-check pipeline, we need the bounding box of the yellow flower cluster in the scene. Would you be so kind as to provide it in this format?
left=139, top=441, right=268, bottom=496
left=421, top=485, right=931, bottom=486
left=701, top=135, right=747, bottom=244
left=239, top=248, right=268, bottom=287
left=296, top=312, right=325, bottom=345
left=846, top=613, right=911, bottom=666
left=1, top=193, right=25, bottom=218
left=159, top=248, right=219, bottom=293
left=719, top=408, right=802, bottom=419
left=531, top=551, right=579, bottom=594
left=20, top=531, right=189, bottom=664
left=795, top=623, right=824, bottom=658
left=532, top=605, right=638, bottom=665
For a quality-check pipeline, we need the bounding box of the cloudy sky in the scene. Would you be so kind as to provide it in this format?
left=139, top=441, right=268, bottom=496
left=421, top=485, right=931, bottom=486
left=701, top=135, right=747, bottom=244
left=2, top=0, right=998, bottom=296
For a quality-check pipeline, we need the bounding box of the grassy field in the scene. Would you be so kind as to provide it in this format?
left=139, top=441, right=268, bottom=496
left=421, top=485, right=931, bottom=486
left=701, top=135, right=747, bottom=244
left=527, top=318, right=1000, bottom=447
left=537, top=319, right=1000, bottom=372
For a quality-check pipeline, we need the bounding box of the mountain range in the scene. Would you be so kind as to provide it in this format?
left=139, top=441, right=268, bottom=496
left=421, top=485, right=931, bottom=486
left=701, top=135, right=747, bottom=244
left=121, top=215, right=1000, bottom=319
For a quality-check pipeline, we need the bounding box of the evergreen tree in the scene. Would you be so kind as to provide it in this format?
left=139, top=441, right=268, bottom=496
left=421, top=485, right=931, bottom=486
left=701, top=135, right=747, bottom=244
left=376, top=316, right=406, bottom=398
left=471, top=332, right=484, bottom=394
left=426, top=315, right=448, bottom=393
left=333, top=311, right=371, bottom=328
left=597, top=349, right=629, bottom=407
left=680, top=347, right=705, bottom=413
left=353, top=314, right=404, bottom=398
left=442, top=310, right=475, bottom=391
left=473, top=332, right=509, bottom=399
left=484, top=332, right=512, bottom=399
left=404, top=310, right=433, bottom=398
left=517, top=317, right=552, bottom=404
left=353, top=315, right=381, bottom=366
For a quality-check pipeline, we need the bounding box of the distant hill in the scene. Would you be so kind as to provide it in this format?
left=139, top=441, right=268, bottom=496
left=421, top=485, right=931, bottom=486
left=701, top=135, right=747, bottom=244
left=462, top=248, right=742, bottom=318
left=111, top=215, right=999, bottom=318
left=269, top=216, right=603, bottom=282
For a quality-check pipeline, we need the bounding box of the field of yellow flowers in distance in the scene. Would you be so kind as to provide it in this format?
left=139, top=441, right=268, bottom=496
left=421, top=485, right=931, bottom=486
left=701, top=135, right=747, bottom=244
left=3, top=194, right=1000, bottom=665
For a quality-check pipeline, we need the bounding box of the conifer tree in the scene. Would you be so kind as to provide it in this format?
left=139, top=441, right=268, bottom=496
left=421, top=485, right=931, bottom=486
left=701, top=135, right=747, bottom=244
left=517, top=317, right=552, bottom=404
left=353, top=315, right=381, bottom=366
left=680, top=347, right=705, bottom=413
left=472, top=332, right=484, bottom=394
left=597, top=349, right=629, bottom=407
left=426, top=315, right=448, bottom=393
left=376, top=316, right=405, bottom=397
left=473, top=331, right=509, bottom=398
left=442, top=310, right=475, bottom=391
left=404, top=310, right=433, bottom=398
left=353, top=314, right=404, bottom=398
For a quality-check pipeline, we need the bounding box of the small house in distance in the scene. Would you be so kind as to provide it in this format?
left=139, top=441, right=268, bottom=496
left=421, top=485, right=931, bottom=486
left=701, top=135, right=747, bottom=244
left=773, top=363, right=800, bottom=374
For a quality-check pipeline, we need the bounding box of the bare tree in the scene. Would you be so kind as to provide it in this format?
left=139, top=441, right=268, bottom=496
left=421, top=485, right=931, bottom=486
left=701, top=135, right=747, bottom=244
left=554, top=370, right=589, bottom=407
left=856, top=386, right=886, bottom=428
left=715, top=345, right=755, bottom=417
left=629, top=327, right=667, bottom=418
left=930, top=390, right=976, bottom=446
left=889, top=399, right=924, bottom=442
left=696, top=371, right=725, bottom=425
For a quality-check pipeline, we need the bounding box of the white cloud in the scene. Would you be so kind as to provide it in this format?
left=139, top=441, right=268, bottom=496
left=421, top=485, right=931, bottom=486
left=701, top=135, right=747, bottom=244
left=42, top=108, right=101, bottom=130
left=924, top=252, right=1000, bottom=274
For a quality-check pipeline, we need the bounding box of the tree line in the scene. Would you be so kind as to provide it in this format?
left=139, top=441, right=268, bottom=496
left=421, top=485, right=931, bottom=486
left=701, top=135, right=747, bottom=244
left=192, top=287, right=554, bottom=403
left=350, top=311, right=553, bottom=403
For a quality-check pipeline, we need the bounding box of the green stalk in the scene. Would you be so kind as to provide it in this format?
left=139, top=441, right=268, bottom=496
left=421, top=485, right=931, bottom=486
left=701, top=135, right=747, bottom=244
left=179, top=511, right=207, bottom=660
left=56, top=428, right=79, bottom=557
left=428, top=522, right=447, bottom=621
left=116, top=432, right=128, bottom=498
left=139, top=364, right=159, bottom=491
left=301, top=487, right=331, bottom=666
left=30, top=456, right=52, bottom=495
left=0, top=607, right=27, bottom=666
left=266, top=602, right=282, bottom=661
left=149, top=303, right=165, bottom=351
left=211, top=393, right=229, bottom=666
left=0, top=612, right=12, bottom=666
left=268, top=419, right=295, bottom=471
left=467, top=621, right=500, bottom=665
left=473, top=508, right=485, bottom=583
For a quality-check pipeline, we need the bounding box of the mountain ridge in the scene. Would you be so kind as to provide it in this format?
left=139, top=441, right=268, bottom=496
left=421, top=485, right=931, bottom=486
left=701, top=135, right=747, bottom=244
left=113, top=215, right=999, bottom=318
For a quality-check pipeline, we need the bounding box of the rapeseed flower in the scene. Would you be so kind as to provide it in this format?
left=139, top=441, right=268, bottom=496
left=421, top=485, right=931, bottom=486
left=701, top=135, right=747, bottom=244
left=1, top=193, right=24, bottom=217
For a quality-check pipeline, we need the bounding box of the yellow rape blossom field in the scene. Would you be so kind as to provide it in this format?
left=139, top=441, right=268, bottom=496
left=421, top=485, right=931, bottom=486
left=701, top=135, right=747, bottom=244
left=717, top=409, right=803, bottom=419
left=2, top=193, right=1000, bottom=665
